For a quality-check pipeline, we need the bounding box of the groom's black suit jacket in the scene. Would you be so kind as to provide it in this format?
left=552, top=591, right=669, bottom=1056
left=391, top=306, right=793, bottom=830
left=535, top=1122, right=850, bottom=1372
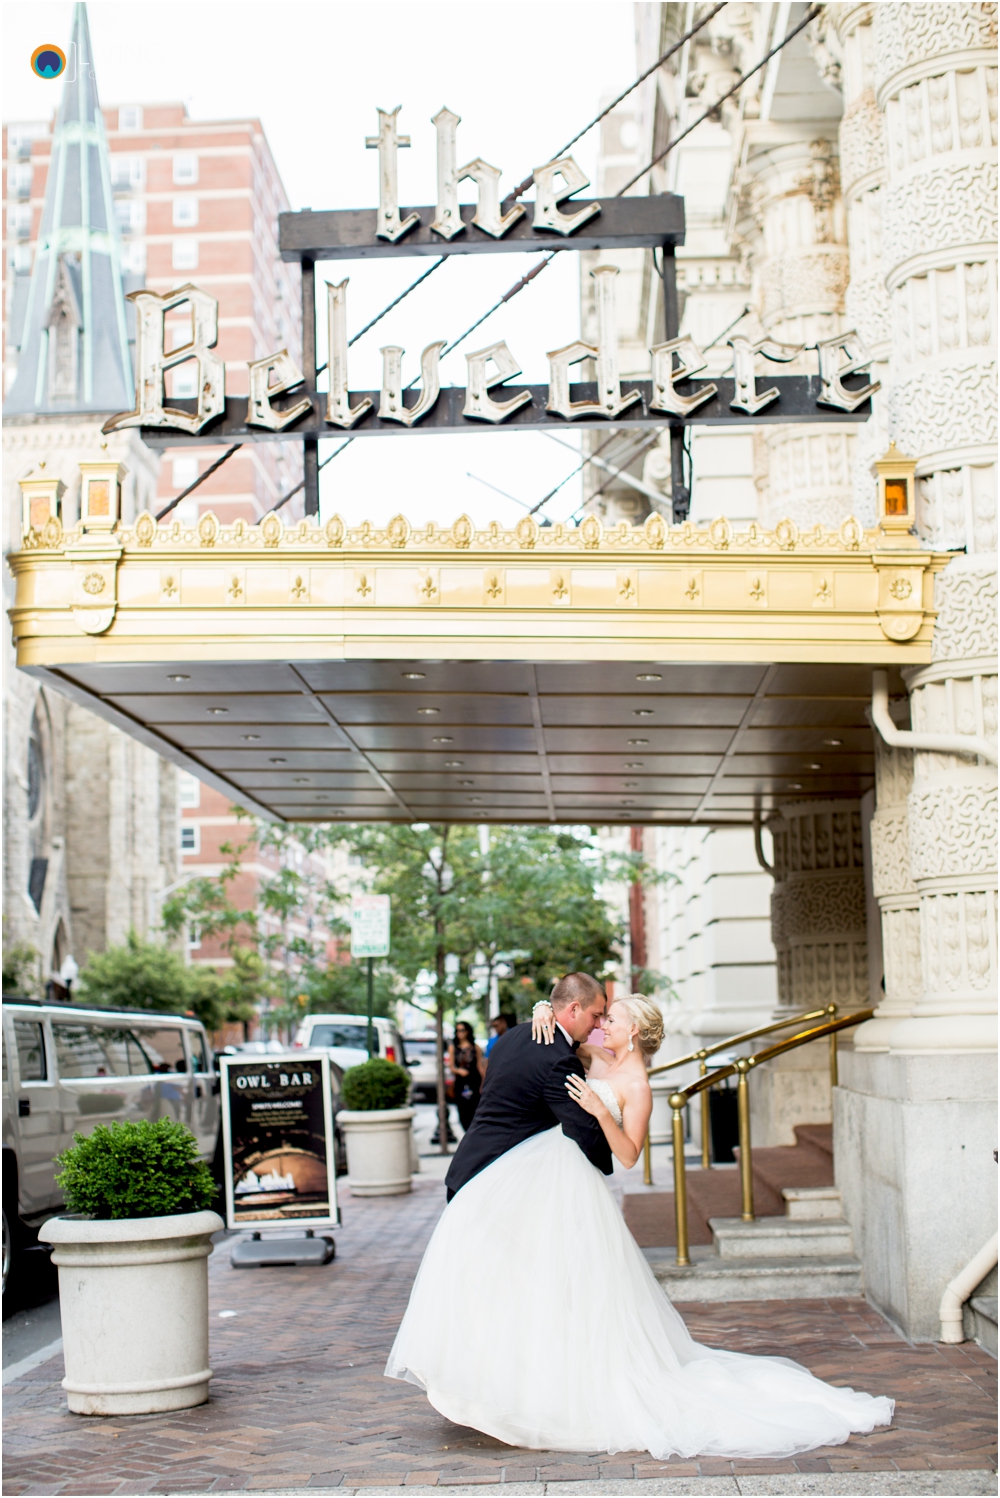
left=444, top=1022, right=613, bottom=1199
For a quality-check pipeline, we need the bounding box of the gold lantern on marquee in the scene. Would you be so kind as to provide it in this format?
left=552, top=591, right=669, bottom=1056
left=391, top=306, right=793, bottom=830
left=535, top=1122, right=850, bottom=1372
left=79, top=458, right=126, bottom=532
left=19, top=468, right=66, bottom=539
left=872, top=442, right=917, bottom=539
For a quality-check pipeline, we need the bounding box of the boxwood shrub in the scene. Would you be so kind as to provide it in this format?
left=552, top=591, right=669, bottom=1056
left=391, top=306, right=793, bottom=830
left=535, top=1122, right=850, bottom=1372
left=341, top=1058, right=410, bottom=1111
left=55, top=1117, right=217, bottom=1220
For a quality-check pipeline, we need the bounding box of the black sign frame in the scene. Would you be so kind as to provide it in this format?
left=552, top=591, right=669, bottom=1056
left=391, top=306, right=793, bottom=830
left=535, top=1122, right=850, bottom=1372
left=220, top=1053, right=339, bottom=1231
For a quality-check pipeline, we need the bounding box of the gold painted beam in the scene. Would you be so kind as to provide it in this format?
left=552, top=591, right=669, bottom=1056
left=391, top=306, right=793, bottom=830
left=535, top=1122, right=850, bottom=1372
left=9, top=509, right=953, bottom=669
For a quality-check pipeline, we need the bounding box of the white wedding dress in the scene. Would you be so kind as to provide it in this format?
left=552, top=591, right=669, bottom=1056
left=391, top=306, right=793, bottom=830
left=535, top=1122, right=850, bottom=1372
left=386, top=1080, right=893, bottom=1460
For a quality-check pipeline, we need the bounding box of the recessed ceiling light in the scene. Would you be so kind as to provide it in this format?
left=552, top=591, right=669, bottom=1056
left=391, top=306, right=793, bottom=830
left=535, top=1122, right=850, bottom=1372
left=628, top=738, right=648, bottom=746
left=168, top=673, right=190, bottom=681
left=432, top=736, right=453, bottom=743
left=633, top=708, right=654, bottom=717
left=807, top=762, right=822, bottom=770
left=294, top=777, right=310, bottom=784
left=242, top=734, right=260, bottom=742
left=207, top=707, right=228, bottom=715
left=458, top=780, right=474, bottom=786
left=402, top=671, right=426, bottom=679
left=621, top=798, right=635, bottom=805
left=625, top=761, right=644, bottom=768
left=823, top=738, right=842, bottom=747
left=444, top=760, right=463, bottom=768
left=417, top=707, right=440, bottom=715
left=789, top=782, right=803, bottom=790
left=624, top=781, right=639, bottom=788
left=331, top=809, right=344, bottom=816
left=269, top=756, right=287, bottom=764
left=636, top=673, right=662, bottom=681
left=468, top=796, right=482, bottom=803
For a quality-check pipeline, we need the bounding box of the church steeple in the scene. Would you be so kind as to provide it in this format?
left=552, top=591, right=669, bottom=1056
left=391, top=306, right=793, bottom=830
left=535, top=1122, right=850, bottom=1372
left=4, top=3, right=133, bottom=416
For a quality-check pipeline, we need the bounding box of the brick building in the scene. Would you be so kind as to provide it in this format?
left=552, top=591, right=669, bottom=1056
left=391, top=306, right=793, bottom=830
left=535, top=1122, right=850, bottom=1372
left=4, top=94, right=303, bottom=524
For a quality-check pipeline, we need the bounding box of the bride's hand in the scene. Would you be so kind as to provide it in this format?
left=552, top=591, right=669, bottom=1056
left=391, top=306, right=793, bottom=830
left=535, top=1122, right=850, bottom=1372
left=531, top=1001, right=556, bottom=1045
left=564, top=1073, right=604, bottom=1117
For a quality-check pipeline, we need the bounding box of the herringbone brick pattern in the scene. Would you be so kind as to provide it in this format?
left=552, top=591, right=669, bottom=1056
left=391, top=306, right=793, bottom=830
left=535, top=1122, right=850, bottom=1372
left=3, top=1177, right=996, bottom=1493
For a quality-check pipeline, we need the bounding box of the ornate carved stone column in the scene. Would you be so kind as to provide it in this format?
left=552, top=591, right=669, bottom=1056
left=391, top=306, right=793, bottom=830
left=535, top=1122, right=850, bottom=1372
left=890, top=562, right=998, bottom=1053
left=876, top=1, right=997, bottom=551
left=831, top=3, right=891, bottom=522
left=742, top=137, right=857, bottom=530
left=751, top=801, right=869, bottom=1145
left=854, top=733, right=922, bottom=1051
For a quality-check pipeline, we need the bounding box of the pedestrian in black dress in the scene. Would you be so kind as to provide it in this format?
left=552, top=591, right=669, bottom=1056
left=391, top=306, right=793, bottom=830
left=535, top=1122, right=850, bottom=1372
left=448, top=1021, right=486, bottom=1133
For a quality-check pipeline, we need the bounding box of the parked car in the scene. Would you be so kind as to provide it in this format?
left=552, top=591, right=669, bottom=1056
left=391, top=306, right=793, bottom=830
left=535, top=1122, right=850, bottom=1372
left=1, top=997, right=219, bottom=1304
left=403, top=1032, right=450, bottom=1104
left=292, top=1013, right=408, bottom=1075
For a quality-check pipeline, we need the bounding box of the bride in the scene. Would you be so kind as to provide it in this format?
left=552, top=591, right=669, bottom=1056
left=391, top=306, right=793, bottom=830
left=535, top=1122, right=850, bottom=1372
left=386, top=984, right=893, bottom=1460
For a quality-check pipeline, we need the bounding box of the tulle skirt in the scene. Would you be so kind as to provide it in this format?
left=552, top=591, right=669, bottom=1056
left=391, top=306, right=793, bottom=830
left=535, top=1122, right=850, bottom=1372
left=385, top=1126, right=893, bottom=1460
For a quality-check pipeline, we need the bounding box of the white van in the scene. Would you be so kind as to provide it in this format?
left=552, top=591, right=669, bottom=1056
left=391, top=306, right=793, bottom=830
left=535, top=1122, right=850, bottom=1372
left=2, top=999, right=219, bottom=1301
left=292, top=1013, right=407, bottom=1074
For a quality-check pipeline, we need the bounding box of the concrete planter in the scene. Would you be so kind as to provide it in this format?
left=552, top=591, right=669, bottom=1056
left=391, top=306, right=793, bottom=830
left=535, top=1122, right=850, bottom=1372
left=39, top=1209, right=224, bottom=1415
left=337, top=1107, right=415, bottom=1196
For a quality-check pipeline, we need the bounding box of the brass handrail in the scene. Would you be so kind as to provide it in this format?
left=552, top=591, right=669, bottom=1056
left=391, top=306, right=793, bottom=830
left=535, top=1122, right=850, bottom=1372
left=642, top=1003, right=835, bottom=1183
left=666, top=1007, right=873, bottom=1266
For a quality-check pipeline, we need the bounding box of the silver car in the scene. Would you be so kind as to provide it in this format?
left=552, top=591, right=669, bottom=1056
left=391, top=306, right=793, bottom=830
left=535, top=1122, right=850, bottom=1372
left=2, top=999, right=219, bottom=1303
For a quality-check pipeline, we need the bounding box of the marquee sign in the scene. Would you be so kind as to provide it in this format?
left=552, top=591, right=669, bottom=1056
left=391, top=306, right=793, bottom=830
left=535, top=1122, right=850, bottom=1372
left=103, top=106, right=878, bottom=453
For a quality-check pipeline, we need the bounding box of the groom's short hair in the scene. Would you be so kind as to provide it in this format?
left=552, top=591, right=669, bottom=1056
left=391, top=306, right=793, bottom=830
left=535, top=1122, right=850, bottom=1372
left=550, top=972, right=605, bottom=1012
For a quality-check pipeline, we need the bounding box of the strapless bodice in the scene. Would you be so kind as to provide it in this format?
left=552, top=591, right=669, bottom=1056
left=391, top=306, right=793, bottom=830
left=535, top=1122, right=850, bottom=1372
left=587, top=1077, right=622, bottom=1125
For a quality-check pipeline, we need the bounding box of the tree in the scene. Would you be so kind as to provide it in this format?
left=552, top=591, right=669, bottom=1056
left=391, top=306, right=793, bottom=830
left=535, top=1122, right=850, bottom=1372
left=321, top=822, right=663, bottom=1153
left=2, top=934, right=40, bottom=997
left=75, top=930, right=215, bottom=1026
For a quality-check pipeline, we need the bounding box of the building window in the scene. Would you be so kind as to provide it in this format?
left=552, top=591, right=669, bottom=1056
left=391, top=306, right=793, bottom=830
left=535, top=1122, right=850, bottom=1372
left=118, top=105, right=143, bottom=131
left=12, top=244, right=32, bottom=273
left=173, top=154, right=199, bottom=185
left=172, top=457, right=198, bottom=491
left=178, top=772, right=201, bottom=808
left=110, top=155, right=144, bottom=191
left=119, top=241, right=146, bottom=276
left=173, top=197, right=198, bottom=227
left=45, top=258, right=82, bottom=403
left=172, top=238, right=199, bottom=271
left=113, top=199, right=145, bottom=235
left=180, top=824, right=200, bottom=855
left=170, top=363, right=198, bottom=397
left=11, top=205, right=32, bottom=239
left=11, top=163, right=33, bottom=198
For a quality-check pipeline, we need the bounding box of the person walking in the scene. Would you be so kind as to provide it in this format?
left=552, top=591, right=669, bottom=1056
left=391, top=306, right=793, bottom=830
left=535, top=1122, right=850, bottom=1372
left=448, top=1021, right=486, bottom=1133
left=485, top=1011, right=516, bottom=1058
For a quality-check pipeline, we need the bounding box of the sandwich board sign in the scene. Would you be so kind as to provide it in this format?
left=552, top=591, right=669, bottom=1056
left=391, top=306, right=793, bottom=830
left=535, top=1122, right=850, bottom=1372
left=351, top=894, right=391, bottom=958
left=220, top=1052, right=339, bottom=1233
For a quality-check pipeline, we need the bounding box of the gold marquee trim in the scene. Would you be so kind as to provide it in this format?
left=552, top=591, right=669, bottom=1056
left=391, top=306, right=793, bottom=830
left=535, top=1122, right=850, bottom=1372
left=9, top=509, right=955, bottom=666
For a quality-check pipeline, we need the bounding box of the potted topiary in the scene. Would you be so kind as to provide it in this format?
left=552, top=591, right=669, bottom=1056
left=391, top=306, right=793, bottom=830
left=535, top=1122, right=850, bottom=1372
left=39, top=1118, right=223, bottom=1416
left=337, top=1058, right=415, bottom=1197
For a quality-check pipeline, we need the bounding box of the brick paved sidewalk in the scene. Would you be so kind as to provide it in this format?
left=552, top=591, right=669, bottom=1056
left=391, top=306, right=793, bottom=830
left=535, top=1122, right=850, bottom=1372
left=3, top=1176, right=996, bottom=1497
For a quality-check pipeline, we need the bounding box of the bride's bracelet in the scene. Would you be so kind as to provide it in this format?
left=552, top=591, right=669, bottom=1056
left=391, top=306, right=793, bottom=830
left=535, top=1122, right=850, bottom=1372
left=532, top=1000, right=554, bottom=1014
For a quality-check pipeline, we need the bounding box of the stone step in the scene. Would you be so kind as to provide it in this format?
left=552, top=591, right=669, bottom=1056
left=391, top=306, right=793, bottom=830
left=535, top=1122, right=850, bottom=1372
left=783, top=1186, right=843, bottom=1219
left=794, top=1122, right=833, bottom=1160
left=710, top=1214, right=855, bottom=1260
left=969, top=1296, right=998, bottom=1358
left=646, top=1245, right=864, bottom=1302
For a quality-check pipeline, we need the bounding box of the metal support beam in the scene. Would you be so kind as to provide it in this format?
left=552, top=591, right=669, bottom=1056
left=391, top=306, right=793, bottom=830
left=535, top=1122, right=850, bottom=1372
left=527, top=667, right=557, bottom=823
left=301, top=257, right=320, bottom=518
left=661, top=245, right=690, bottom=524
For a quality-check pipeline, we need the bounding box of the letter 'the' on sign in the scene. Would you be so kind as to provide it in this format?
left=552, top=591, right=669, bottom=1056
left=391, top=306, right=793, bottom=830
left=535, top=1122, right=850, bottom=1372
left=367, top=107, right=420, bottom=244
left=816, top=330, right=881, bottom=413
left=729, top=336, right=803, bottom=416
left=531, top=156, right=600, bottom=236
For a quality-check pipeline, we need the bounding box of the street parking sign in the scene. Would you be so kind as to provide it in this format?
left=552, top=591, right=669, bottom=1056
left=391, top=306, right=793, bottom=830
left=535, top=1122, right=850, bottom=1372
left=351, top=895, right=390, bottom=958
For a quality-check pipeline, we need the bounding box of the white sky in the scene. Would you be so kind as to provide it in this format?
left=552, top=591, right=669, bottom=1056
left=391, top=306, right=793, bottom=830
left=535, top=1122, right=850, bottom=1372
left=4, top=1, right=638, bottom=527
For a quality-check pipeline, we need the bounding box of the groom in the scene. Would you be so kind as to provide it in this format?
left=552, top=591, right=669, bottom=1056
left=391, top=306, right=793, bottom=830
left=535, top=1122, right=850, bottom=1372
left=444, top=972, right=612, bottom=1200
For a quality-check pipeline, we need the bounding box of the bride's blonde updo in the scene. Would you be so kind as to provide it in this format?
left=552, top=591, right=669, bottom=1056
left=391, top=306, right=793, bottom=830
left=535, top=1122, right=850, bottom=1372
left=616, top=994, right=665, bottom=1059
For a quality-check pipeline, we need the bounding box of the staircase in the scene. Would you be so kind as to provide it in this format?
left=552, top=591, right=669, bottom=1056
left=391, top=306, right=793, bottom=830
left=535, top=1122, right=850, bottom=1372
left=627, top=1124, right=864, bottom=1302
